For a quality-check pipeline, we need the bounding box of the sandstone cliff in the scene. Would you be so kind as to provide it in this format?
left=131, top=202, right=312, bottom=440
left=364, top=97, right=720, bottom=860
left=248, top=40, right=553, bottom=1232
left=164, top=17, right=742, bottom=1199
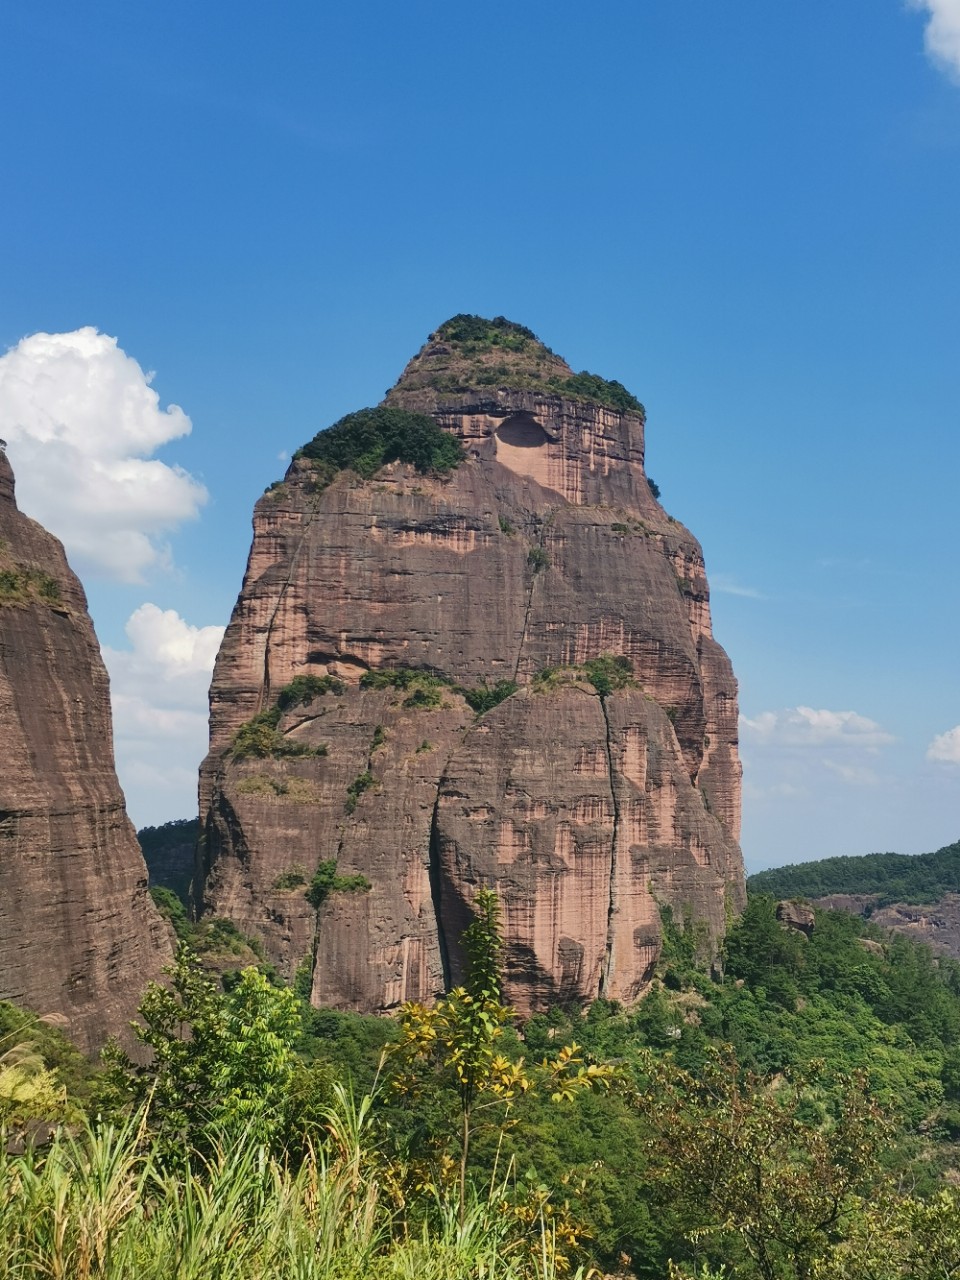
left=0, top=447, right=172, bottom=1052
left=198, top=316, right=745, bottom=1013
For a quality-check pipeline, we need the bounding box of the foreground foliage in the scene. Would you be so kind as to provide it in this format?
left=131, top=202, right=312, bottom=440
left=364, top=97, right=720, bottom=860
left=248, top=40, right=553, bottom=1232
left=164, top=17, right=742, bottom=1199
left=9, top=887, right=960, bottom=1277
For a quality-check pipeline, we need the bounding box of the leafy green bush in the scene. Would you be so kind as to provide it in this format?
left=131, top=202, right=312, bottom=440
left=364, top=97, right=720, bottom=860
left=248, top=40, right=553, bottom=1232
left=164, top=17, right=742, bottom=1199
left=298, top=406, right=463, bottom=478
left=583, top=655, right=633, bottom=698
left=149, top=886, right=191, bottom=941
left=275, top=674, right=345, bottom=711
left=462, top=680, right=518, bottom=716
left=273, top=868, right=308, bottom=891
left=527, top=547, right=549, bottom=572
left=549, top=371, right=644, bottom=414
left=360, top=666, right=451, bottom=709
left=345, top=771, right=374, bottom=814
left=306, top=859, right=372, bottom=909
left=647, top=476, right=661, bottom=500
left=0, top=566, right=61, bottom=606
left=435, top=314, right=541, bottom=348
left=229, top=708, right=282, bottom=758
left=229, top=706, right=327, bottom=761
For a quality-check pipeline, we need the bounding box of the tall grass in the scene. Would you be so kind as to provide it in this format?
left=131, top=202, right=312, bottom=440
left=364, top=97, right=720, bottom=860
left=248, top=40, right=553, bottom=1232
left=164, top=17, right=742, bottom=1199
left=0, top=1089, right=594, bottom=1280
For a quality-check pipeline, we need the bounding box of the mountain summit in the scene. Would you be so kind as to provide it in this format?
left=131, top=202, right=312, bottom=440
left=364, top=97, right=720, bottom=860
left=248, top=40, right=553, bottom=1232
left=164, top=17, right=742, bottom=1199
left=198, top=316, right=745, bottom=1012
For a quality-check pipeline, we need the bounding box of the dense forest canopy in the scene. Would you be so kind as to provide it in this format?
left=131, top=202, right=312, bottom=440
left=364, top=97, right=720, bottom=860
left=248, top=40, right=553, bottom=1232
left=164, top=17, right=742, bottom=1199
left=749, top=838, right=960, bottom=905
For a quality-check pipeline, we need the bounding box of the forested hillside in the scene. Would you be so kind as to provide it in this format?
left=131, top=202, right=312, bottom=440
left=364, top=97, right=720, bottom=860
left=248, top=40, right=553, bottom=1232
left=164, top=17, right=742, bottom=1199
left=749, top=838, right=960, bottom=905
left=7, top=891, right=960, bottom=1277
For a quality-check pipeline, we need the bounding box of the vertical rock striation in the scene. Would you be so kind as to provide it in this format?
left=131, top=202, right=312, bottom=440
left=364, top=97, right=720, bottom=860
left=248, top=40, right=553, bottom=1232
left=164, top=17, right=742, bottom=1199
left=0, top=447, right=171, bottom=1052
left=199, top=317, right=745, bottom=1013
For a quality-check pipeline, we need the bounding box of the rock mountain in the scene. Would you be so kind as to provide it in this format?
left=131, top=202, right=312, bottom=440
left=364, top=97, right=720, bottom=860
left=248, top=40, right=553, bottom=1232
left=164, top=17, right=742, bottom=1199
left=198, top=316, right=745, bottom=1013
left=0, top=446, right=171, bottom=1052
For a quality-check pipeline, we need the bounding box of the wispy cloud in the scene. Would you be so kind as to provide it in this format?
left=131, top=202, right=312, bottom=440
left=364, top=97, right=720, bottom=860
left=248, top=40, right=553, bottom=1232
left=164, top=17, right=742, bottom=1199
left=910, top=1, right=960, bottom=80
left=740, top=706, right=894, bottom=751
left=822, top=759, right=881, bottom=786
left=712, top=574, right=764, bottom=599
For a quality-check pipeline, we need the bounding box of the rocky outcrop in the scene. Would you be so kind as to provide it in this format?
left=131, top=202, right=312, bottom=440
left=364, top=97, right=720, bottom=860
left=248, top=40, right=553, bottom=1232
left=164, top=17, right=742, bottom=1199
left=0, top=447, right=171, bottom=1052
left=776, top=900, right=815, bottom=937
left=816, top=893, right=960, bottom=962
left=198, top=317, right=745, bottom=1013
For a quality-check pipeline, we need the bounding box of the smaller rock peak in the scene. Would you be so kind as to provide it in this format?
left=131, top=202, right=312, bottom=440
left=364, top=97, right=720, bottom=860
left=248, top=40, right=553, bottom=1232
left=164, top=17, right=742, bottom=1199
left=0, top=444, right=15, bottom=506
left=386, top=313, right=645, bottom=420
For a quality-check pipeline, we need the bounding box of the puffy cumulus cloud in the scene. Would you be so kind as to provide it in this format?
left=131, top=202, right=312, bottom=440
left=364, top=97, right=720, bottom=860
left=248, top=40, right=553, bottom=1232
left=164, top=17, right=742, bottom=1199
left=927, top=725, right=960, bottom=764
left=0, top=328, right=207, bottom=582
left=102, top=604, right=225, bottom=826
left=911, top=0, right=960, bottom=79
left=740, top=706, right=894, bottom=750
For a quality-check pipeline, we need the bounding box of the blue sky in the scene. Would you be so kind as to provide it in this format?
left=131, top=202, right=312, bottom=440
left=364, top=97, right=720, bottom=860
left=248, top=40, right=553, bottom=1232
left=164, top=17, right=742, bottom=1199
left=1, top=1, right=959, bottom=872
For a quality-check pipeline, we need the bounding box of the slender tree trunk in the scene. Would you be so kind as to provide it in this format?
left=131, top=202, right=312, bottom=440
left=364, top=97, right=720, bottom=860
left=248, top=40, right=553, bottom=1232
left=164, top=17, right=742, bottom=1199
left=459, top=1102, right=471, bottom=1230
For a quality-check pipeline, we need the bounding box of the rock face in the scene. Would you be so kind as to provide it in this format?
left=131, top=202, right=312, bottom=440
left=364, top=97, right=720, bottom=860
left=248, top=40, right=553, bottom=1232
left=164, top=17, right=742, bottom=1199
left=198, top=317, right=745, bottom=1013
left=776, top=900, right=815, bottom=937
left=815, top=893, right=960, bottom=962
left=0, top=447, right=172, bottom=1052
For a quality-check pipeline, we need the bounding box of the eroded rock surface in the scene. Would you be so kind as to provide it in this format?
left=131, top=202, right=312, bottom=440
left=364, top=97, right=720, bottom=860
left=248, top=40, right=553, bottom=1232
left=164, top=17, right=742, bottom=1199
left=0, top=448, right=172, bottom=1051
left=199, top=317, right=745, bottom=1012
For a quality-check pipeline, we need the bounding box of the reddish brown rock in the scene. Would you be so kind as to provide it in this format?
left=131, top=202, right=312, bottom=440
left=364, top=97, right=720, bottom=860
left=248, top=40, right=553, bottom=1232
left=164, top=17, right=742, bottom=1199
left=0, top=447, right=172, bottom=1052
left=198, top=317, right=746, bottom=1012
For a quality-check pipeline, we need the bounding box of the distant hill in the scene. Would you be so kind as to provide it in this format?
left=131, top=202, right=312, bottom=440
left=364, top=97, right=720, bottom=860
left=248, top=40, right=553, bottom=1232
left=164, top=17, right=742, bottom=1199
left=748, top=839, right=960, bottom=906
left=136, top=818, right=198, bottom=905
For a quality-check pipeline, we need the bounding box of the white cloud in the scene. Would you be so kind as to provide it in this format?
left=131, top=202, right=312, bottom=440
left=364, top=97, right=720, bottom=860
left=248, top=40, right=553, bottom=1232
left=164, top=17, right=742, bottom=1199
left=910, top=1, right=960, bottom=79
left=712, top=574, right=764, bottom=599
left=740, top=706, right=894, bottom=750
left=103, top=604, right=225, bottom=825
left=822, top=759, right=880, bottom=786
left=0, top=328, right=207, bottom=582
left=927, top=725, right=960, bottom=764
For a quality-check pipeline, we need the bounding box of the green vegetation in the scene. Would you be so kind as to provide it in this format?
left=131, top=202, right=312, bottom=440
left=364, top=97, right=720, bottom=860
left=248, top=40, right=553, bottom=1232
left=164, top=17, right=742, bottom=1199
left=149, top=885, right=191, bottom=940
left=498, top=514, right=516, bottom=535
left=229, top=706, right=328, bottom=760
left=748, top=839, right=960, bottom=905
left=12, top=887, right=960, bottom=1277
left=583, top=654, right=633, bottom=697
left=305, top=859, right=372, bottom=910
left=229, top=675, right=343, bottom=760
left=647, top=477, right=661, bottom=500
left=18, top=851, right=960, bottom=1280
left=532, top=654, right=635, bottom=699
left=527, top=546, right=549, bottom=572
left=552, top=370, right=643, bottom=413
left=360, top=667, right=449, bottom=709
left=137, top=817, right=198, bottom=903
left=273, top=867, right=308, bottom=891
left=361, top=665, right=517, bottom=719
left=436, top=314, right=542, bottom=348
left=417, top=314, right=645, bottom=414
left=345, top=771, right=375, bottom=814
left=0, top=565, right=61, bottom=606
left=276, top=673, right=346, bottom=711
left=461, top=680, right=518, bottom=715
left=298, top=405, right=464, bottom=478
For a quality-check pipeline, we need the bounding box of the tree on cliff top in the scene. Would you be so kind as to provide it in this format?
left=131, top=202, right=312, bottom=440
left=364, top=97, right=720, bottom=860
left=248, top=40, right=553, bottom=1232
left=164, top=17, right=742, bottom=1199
left=298, top=405, right=463, bottom=477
